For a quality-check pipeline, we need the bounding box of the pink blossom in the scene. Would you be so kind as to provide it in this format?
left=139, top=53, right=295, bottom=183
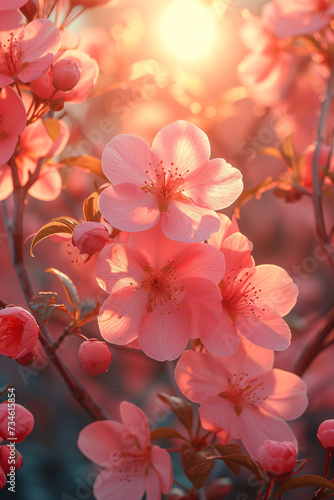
left=273, top=0, right=334, bottom=37
left=99, top=120, right=243, bottom=242
left=0, top=402, right=34, bottom=443
left=30, top=49, right=99, bottom=104
left=52, top=57, right=81, bottom=91
left=255, top=440, right=297, bottom=475
left=175, top=337, right=308, bottom=457
left=0, top=86, right=26, bottom=166
left=78, top=401, right=173, bottom=500
left=0, top=118, right=68, bottom=201
left=78, top=340, right=112, bottom=376
left=0, top=306, right=40, bottom=359
left=317, top=419, right=334, bottom=455
left=202, top=231, right=298, bottom=356
left=72, top=221, right=110, bottom=255
left=0, top=11, right=60, bottom=87
left=0, top=0, right=28, bottom=10
left=96, top=221, right=225, bottom=361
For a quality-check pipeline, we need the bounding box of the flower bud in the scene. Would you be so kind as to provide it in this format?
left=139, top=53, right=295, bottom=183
left=0, top=306, right=40, bottom=360
left=0, top=446, right=23, bottom=474
left=52, top=58, right=81, bottom=92
left=256, top=441, right=297, bottom=476
left=207, top=478, right=233, bottom=499
left=16, top=347, right=38, bottom=366
left=318, top=420, right=334, bottom=456
left=72, top=221, right=109, bottom=255
left=78, top=340, right=112, bottom=376
left=0, top=403, right=34, bottom=443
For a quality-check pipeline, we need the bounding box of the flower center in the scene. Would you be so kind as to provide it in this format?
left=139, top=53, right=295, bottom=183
left=0, top=32, right=24, bottom=78
left=141, top=264, right=184, bottom=313
left=141, top=161, right=188, bottom=212
left=219, top=268, right=263, bottom=321
left=219, top=372, right=267, bottom=416
left=108, top=435, right=151, bottom=484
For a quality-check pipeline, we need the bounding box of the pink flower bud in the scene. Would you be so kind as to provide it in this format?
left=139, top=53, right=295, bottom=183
left=0, top=307, right=40, bottom=360
left=0, top=403, right=34, bottom=443
left=52, top=58, right=81, bottom=92
left=78, top=340, right=112, bottom=376
left=256, top=441, right=297, bottom=476
left=318, top=420, right=334, bottom=456
left=16, top=347, right=38, bottom=366
left=72, top=221, right=109, bottom=255
left=0, top=446, right=23, bottom=474
left=207, top=478, right=233, bottom=499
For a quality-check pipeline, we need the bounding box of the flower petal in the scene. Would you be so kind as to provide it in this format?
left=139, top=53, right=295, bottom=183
left=151, top=120, right=210, bottom=176
left=27, top=167, right=62, bottom=201
left=120, top=401, right=150, bottom=449
left=98, top=183, right=160, bottom=232
left=201, top=307, right=240, bottom=357
left=98, top=290, right=147, bottom=345
left=208, top=214, right=239, bottom=250
left=151, top=446, right=173, bottom=494
left=21, top=19, right=60, bottom=61
left=77, top=420, right=125, bottom=466
left=184, top=158, right=243, bottom=210
left=0, top=164, right=13, bottom=200
left=145, top=467, right=161, bottom=500
left=220, top=232, right=254, bottom=278
left=93, top=468, right=146, bottom=500
left=102, top=134, right=152, bottom=184
left=174, top=241, right=225, bottom=284
left=162, top=201, right=221, bottom=242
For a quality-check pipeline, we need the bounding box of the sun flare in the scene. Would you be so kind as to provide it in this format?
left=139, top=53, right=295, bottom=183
left=160, top=0, right=216, bottom=62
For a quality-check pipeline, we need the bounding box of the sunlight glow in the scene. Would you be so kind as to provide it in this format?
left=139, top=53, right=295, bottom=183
left=160, top=0, right=216, bottom=62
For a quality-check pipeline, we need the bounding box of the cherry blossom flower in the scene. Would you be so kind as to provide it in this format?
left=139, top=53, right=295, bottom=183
left=202, top=230, right=298, bottom=356
left=0, top=306, right=40, bottom=360
left=78, top=401, right=173, bottom=500
left=175, top=337, right=308, bottom=457
left=273, top=0, right=334, bottom=37
left=0, top=86, right=26, bottom=166
left=0, top=11, right=60, bottom=87
left=78, top=340, right=112, bottom=376
left=0, top=402, right=34, bottom=443
left=95, top=221, right=225, bottom=361
left=0, top=0, right=27, bottom=10
left=98, top=120, right=243, bottom=242
left=0, top=118, right=68, bottom=201
left=30, top=49, right=99, bottom=104
left=255, top=440, right=297, bottom=475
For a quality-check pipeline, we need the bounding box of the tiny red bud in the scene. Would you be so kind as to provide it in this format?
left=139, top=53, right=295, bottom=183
left=52, top=58, right=81, bottom=92
left=20, top=0, right=37, bottom=21
left=72, top=221, right=109, bottom=255
left=318, top=420, right=334, bottom=456
left=78, top=340, right=112, bottom=376
left=16, top=347, right=38, bottom=366
left=256, top=441, right=297, bottom=476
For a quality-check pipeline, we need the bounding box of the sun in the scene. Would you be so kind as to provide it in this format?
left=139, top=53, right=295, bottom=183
left=160, top=0, right=216, bottom=62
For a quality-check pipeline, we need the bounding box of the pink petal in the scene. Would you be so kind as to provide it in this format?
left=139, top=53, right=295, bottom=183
left=174, top=241, right=225, bottom=284
left=145, top=468, right=161, bottom=500
left=0, top=164, right=13, bottom=200
left=102, top=134, right=152, bottom=185
left=150, top=446, right=173, bottom=494
left=239, top=407, right=298, bottom=457
left=18, top=53, right=54, bottom=83
left=77, top=420, right=125, bottom=466
left=98, top=183, right=160, bottom=232
left=98, top=289, right=147, bottom=345
left=151, top=120, right=210, bottom=176
left=184, top=158, right=243, bottom=210
left=208, top=213, right=239, bottom=250
left=222, top=335, right=274, bottom=375
left=138, top=302, right=190, bottom=361
left=0, top=137, right=20, bottom=166
left=220, top=232, right=254, bottom=278
left=235, top=305, right=291, bottom=351
left=175, top=351, right=230, bottom=403
left=0, top=10, right=23, bottom=30
left=252, top=264, right=298, bottom=316
left=261, top=369, right=308, bottom=420
left=199, top=395, right=244, bottom=439
left=93, top=468, right=146, bottom=500
left=0, top=0, right=27, bottom=10
left=95, top=243, right=145, bottom=294
left=120, top=401, right=150, bottom=449
left=200, top=307, right=240, bottom=357
left=27, top=167, right=62, bottom=201
left=21, top=19, right=60, bottom=61
left=162, top=201, right=221, bottom=242
left=0, top=74, right=14, bottom=87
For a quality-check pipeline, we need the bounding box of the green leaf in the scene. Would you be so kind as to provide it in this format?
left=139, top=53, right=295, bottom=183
left=30, top=217, right=78, bottom=256
left=45, top=268, right=81, bottom=317
left=273, top=475, right=334, bottom=497
left=29, top=292, right=69, bottom=323
left=158, top=393, right=193, bottom=432
left=150, top=427, right=186, bottom=441
left=60, top=155, right=108, bottom=180
left=75, top=299, right=99, bottom=327
left=181, top=443, right=215, bottom=489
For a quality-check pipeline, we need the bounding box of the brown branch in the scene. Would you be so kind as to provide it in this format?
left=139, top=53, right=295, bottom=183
left=293, top=307, right=334, bottom=376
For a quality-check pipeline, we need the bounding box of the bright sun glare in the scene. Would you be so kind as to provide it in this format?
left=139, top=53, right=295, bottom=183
left=160, top=0, right=216, bottom=62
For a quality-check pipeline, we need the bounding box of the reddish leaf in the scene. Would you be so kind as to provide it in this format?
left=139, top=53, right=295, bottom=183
left=150, top=427, right=186, bottom=441
left=273, top=475, right=334, bottom=497
left=215, top=444, right=242, bottom=476
left=75, top=299, right=99, bottom=327
left=30, top=217, right=78, bottom=257
left=181, top=443, right=215, bottom=489
left=29, top=292, right=69, bottom=323
left=158, top=393, right=193, bottom=431
left=214, top=453, right=265, bottom=486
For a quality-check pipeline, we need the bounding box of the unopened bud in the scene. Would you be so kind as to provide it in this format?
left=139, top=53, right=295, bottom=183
left=16, top=347, right=38, bottom=366
left=72, top=221, right=109, bottom=255
left=318, top=420, right=334, bottom=456
left=52, top=58, right=81, bottom=92
left=78, top=340, right=112, bottom=376
left=256, top=441, right=297, bottom=476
